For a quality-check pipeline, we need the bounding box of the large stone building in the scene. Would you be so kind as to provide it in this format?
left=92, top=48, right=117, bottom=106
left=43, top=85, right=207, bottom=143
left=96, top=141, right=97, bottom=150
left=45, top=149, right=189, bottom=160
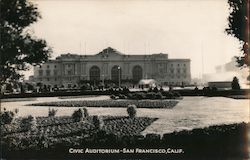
left=32, top=47, right=191, bottom=87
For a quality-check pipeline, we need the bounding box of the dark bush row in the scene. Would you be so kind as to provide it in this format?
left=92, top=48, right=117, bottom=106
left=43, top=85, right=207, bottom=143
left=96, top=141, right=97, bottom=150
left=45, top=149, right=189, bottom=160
left=111, top=91, right=182, bottom=100
left=32, top=100, right=179, bottom=108
left=1, top=123, right=248, bottom=159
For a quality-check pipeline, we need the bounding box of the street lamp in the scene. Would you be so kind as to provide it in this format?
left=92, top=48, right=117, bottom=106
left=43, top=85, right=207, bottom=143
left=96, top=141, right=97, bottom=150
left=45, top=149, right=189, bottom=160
left=118, top=66, right=121, bottom=88
left=102, top=74, right=105, bottom=89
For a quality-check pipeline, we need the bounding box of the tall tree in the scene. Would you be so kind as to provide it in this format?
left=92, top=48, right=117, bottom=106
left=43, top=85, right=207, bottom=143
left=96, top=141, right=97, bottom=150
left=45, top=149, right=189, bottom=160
left=226, top=0, right=249, bottom=67
left=0, top=0, right=52, bottom=84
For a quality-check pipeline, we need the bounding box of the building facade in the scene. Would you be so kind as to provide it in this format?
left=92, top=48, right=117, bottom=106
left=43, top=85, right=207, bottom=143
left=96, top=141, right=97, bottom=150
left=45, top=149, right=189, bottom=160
left=32, top=47, right=191, bottom=87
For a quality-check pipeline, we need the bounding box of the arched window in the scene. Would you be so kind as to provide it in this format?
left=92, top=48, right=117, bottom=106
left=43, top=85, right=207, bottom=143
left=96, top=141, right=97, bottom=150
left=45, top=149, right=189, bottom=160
left=132, top=65, right=143, bottom=82
left=111, top=65, right=122, bottom=82
left=89, top=66, right=100, bottom=81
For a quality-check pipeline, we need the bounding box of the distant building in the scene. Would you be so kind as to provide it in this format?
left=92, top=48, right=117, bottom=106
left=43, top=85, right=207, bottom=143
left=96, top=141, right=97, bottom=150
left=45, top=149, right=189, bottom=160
left=32, top=47, right=191, bottom=88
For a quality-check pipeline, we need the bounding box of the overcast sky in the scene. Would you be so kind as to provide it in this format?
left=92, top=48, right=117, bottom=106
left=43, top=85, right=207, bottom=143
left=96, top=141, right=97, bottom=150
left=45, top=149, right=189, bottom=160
left=26, top=0, right=242, bottom=79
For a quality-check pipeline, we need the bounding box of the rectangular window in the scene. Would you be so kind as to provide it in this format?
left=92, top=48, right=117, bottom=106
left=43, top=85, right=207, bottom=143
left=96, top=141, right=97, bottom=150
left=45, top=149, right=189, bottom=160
left=183, top=68, right=186, bottom=73
left=46, top=70, right=51, bottom=76
left=68, top=70, right=72, bottom=75
left=54, top=70, right=58, bottom=76
left=177, top=68, right=180, bottom=74
left=170, top=68, right=174, bottom=73
left=39, top=70, right=43, bottom=76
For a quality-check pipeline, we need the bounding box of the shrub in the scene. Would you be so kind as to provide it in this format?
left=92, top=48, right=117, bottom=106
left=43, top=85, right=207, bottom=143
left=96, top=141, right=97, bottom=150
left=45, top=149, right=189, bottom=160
left=146, top=92, right=156, bottom=99
left=118, top=94, right=127, bottom=99
left=20, top=115, right=37, bottom=131
left=126, top=93, right=133, bottom=99
left=172, top=91, right=181, bottom=97
left=72, top=109, right=83, bottom=122
left=132, top=92, right=146, bottom=100
left=232, top=76, right=241, bottom=90
left=0, top=109, right=15, bottom=125
left=14, top=108, right=19, bottom=115
left=81, top=107, right=89, bottom=120
left=75, top=108, right=89, bottom=121
left=110, top=94, right=117, bottom=100
left=155, top=92, right=163, bottom=99
left=93, top=115, right=104, bottom=130
left=162, top=91, right=174, bottom=99
left=48, top=108, right=57, bottom=117
left=127, top=104, right=137, bottom=118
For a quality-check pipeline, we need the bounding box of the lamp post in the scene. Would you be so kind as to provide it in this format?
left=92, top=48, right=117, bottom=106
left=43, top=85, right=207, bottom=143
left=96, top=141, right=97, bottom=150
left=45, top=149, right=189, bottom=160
left=118, top=66, right=121, bottom=88
left=102, top=74, right=104, bottom=89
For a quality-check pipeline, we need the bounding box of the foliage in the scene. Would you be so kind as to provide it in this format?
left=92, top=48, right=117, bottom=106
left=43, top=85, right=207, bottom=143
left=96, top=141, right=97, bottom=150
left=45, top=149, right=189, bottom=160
left=127, top=104, right=137, bottom=118
left=72, top=109, right=84, bottom=122
left=14, top=108, right=19, bottom=114
left=226, top=0, right=249, bottom=67
left=118, top=94, right=127, bottom=99
left=110, top=94, right=117, bottom=99
left=231, top=76, right=241, bottom=90
left=146, top=92, right=156, bottom=99
left=48, top=108, right=57, bottom=117
left=1, top=122, right=247, bottom=159
left=92, top=115, right=104, bottom=130
left=0, top=108, right=15, bottom=125
left=20, top=115, right=37, bottom=131
left=0, top=0, right=52, bottom=84
left=82, top=107, right=89, bottom=118
left=155, top=92, right=163, bottom=99
left=71, top=108, right=89, bottom=122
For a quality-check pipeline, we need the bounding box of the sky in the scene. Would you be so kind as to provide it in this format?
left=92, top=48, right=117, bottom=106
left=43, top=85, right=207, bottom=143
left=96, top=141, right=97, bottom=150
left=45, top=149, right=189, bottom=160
left=26, top=0, right=242, bottom=79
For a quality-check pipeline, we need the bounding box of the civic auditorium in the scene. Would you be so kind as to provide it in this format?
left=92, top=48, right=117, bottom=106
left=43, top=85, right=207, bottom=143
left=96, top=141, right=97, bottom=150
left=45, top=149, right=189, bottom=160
left=32, top=47, right=191, bottom=87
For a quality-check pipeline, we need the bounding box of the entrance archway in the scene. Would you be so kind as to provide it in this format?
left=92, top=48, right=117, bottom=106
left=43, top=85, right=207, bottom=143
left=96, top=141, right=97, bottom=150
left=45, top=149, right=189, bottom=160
left=89, top=66, right=100, bottom=82
left=132, top=65, right=143, bottom=82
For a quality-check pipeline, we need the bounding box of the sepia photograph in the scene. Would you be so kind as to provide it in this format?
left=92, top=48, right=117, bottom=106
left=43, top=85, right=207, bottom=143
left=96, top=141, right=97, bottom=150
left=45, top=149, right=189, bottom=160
left=0, top=0, right=249, bottom=159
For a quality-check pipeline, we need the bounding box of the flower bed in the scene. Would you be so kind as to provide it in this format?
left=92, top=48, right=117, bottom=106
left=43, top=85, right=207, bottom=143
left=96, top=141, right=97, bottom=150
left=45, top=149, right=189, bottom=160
left=103, top=116, right=157, bottom=136
left=31, top=100, right=179, bottom=108
left=2, top=116, right=157, bottom=138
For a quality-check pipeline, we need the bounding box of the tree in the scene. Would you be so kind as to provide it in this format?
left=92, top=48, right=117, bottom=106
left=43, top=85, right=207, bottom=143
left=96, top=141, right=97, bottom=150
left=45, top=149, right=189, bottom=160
left=231, top=76, right=241, bottom=90
left=226, top=0, right=249, bottom=67
left=0, top=0, right=52, bottom=84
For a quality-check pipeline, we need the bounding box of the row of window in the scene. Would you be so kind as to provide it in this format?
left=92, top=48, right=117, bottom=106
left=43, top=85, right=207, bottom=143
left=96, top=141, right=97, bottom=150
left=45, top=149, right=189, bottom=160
left=169, top=68, right=187, bottom=74
left=170, top=63, right=186, bottom=67
left=39, top=70, right=58, bottom=76
left=39, top=65, right=57, bottom=69
left=41, top=63, right=186, bottom=69
left=164, top=82, right=187, bottom=85
left=38, top=78, right=58, bottom=81
left=170, top=75, right=188, bottom=79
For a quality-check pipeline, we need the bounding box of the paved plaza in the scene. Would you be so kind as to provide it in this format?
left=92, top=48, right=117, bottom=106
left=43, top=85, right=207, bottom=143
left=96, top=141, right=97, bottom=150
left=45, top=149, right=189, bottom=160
left=2, top=96, right=249, bottom=135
